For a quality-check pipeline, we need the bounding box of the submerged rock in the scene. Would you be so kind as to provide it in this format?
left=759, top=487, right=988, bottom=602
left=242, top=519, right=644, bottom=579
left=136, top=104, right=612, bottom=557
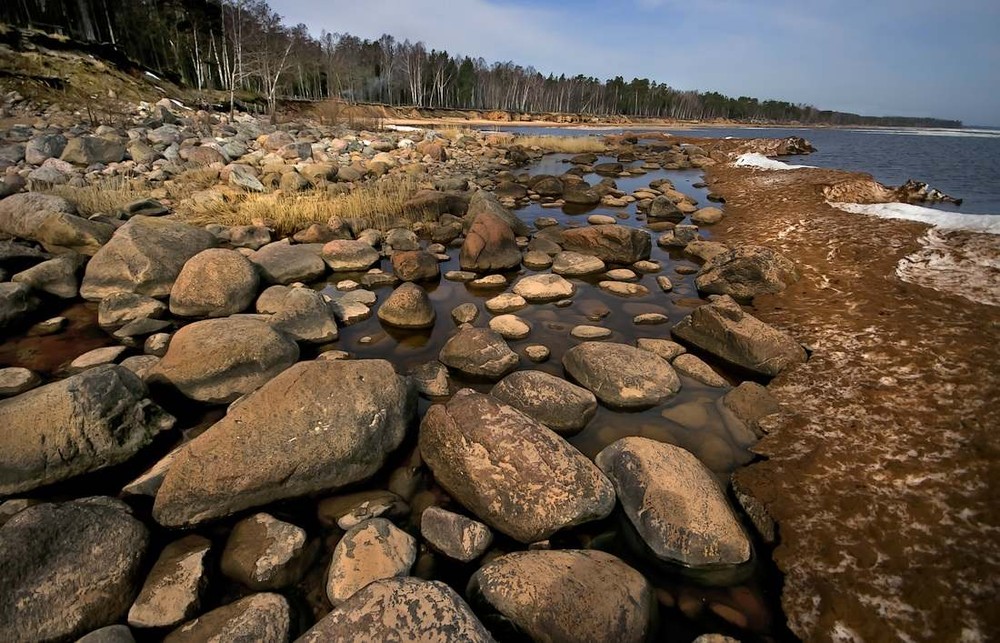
left=560, top=225, right=651, bottom=264
left=419, top=389, right=615, bottom=542
left=469, top=549, right=654, bottom=642
left=153, top=360, right=415, bottom=527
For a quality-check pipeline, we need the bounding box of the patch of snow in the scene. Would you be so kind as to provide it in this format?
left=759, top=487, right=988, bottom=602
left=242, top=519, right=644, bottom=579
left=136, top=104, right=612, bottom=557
left=732, top=153, right=815, bottom=170
left=384, top=124, right=422, bottom=132
left=144, top=71, right=161, bottom=81
left=828, top=202, right=1000, bottom=235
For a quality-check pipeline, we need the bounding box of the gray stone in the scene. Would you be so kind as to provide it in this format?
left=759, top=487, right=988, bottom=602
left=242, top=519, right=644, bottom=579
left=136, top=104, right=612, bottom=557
left=636, top=338, right=686, bottom=361
left=325, top=518, right=417, bottom=606
left=451, top=302, right=479, bottom=324
left=12, top=255, right=81, bottom=298
left=0, top=498, right=149, bottom=641
left=128, top=535, right=211, bottom=629
left=420, top=506, right=493, bottom=562
left=98, top=292, right=167, bottom=330
left=68, top=346, right=127, bottom=373
left=0, top=366, right=174, bottom=495
left=153, top=360, right=415, bottom=527
left=269, top=288, right=339, bottom=343
left=409, top=360, right=450, bottom=398
left=250, top=242, right=326, bottom=284
left=695, top=245, right=798, bottom=302
left=469, top=549, right=654, bottom=642
left=490, top=370, right=597, bottom=434
left=560, top=225, right=651, bottom=264
left=148, top=317, right=298, bottom=403
left=60, top=136, right=125, bottom=165
left=551, top=251, right=606, bottom=276
left=419, top=389, right=615, bottom=542
left=596, top=437, right=751, bottom=566
left=563, top=342, right=680, bottom=409
left=673, top=353, right=728, bottom=387
left=76, top=624, right=136, bottom=643
left=0, top=282, right=39, bottom=329
left=25, top=133, right=67, bottom=165
left=0, top=193, right=113, bottom=256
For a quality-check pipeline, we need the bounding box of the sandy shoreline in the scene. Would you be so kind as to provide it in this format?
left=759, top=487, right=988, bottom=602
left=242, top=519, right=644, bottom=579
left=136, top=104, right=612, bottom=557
left=695, top=160, right=1000, bottom=640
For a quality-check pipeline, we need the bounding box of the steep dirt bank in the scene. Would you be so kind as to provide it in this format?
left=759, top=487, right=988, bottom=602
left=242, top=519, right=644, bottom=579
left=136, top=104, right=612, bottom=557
left=703, top=164, right=1000, bottom=640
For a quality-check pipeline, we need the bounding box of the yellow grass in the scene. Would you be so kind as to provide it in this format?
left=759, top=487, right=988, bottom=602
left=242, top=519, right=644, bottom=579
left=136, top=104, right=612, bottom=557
left=512, top=134, right=607, bottom=153
left=181, top=175, right=433, bottom=236
left=42, top=174, right=146, bottom=215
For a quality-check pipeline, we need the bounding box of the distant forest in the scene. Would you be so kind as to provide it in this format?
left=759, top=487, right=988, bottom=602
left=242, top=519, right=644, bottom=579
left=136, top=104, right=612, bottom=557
left=1, top=0, right=963, bottom=128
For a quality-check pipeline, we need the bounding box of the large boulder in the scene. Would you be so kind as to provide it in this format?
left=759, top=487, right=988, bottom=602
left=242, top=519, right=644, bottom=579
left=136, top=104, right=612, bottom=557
left=0, top=365, right=174, bottom=495
left=325, top=518, right=417, bottom=606
left=163, top=593, right=289, bottom=643
left=419, top=389, right=615, bottom=542
left=559, top=225, right=651, bottom=264
left=469, top=549, right=654, bottom=642
left=459, top=210, right=521, bottom=272
left=562, top=342, right=680, bottom=409
left=466, top=189, right=530, bottom=236
left=490, top=370, right=597, bottom=434
left=169, top=248, right=259, bottom=317
left=0, top=498, right=149, bottom=641
left=0, top=193, right=114, bottom=256
left=439, top=327, right=519, bottom=380
left=12, top=255, right=82, bottom=299
left=377, top=282, right=436, bottom=329
left=153, top=360, right=416, bottom=527
left=250, top=241, right=326, bottom=284
left=80, top=217, right=216, bottom=301
left=695, top=245, right=798, bottom=302
left=298, top=578, right=493, bottom=643
left=60, top=136, right=126, bottom=165
left=268, top=287, right=339, bottom=343
left=596, top=437, right=751, bottom=567
left=647, top=195, right=684, bottom=222
left=147, top=317, right=298, bottom=403
left=390, top=249, right=440, bottom=282
left=671, top=296, right=806, bottom=376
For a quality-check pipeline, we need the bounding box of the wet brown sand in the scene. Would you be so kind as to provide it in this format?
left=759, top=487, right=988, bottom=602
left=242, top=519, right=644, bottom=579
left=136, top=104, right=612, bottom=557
left=704, top=164, right=1000, bottom=640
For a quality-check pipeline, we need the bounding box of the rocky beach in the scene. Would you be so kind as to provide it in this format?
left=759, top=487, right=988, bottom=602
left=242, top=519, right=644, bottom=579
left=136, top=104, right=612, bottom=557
left=0, top=87, right=996, bottom=643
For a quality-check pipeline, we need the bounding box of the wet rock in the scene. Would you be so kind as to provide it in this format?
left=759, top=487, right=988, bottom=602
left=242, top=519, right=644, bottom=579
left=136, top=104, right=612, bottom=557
left=606, top=267, right=638, bottom=281
left=598, top=280, right=649, bottom=297
left=596, top=437, right=751, bottom=567
left=113, top=318, right=171, bottom=346
left=326, top=288, right=376, bottom=324
left=439, top=327, right=519, bottom=380
left=68, top=345, right=127, bottom=373
left=466, top=189, right=530, bottom=236
left=391, top=250, right=440, bottom=282
left=512, top=273, right=575, bottom=302
left=656, top=275, right=674, bottom=291
left=420, top=506, right=493, bottom=562
left=326, top=518, right=417, bottom=606
left=672, top=297, right=807, bottom=376
left=128, top=535, right=211, bottom=629
left=60, top=135, right=125, bottom=165
left=673, top=353, right=728, bottom=387
left=317, top=490, right=409, bottom=530
left=221, top=513, right=313, bottom=590
left=250, top=242, right=326, bottom=285
left=98, top=292, right=167, bottom=330
left=377, top=282, right=436, bottom=329
left=419, top=389, right=615, bottom=542
left=409, top=360, right=450, bottom=397
left=648, top=195, right=684, bottom=222
left=469, top=549, right=654, bottom=642
left=692, top=206, right=724, bottom=225
left=81, top=217, right=216, bottom=301
left=484, top=292, right=526, bottom=314
left=153, top=360, right=415, bottom=527
left=0, top=498, right=149, bottom=641
left=460, top=210, right=521, bottom=272
left=488, top=313, right=531, bottom=340
left=0, top=193, right=113, bottom=256
left=560, top=225, right=652, bottom=264
left=563, top=342, right=680, bottom=409
left=524, top=344, right=550, bottom=362
left=685, top=240, right=730, bottom=262
left=322, top=239, right=380, bottom=271
left=470, top=274, right=507, bottom=288
left=299, top=578, right=492, bottom=643
left=0, top=366, right=173, bottom=495
left=163, top=593, right=289, bottom=643
left=0, top=282, right=39, bottom=328
left=723, top=381, right=781, bottom=437
left=169, top=248, right=259, bottom=317
left=634, top=313, right=669, bottom=325
left=490, top=370, right=597, bottom=434
left=148, top=317, right=298, bottom=403
left=636, top=338, right=687, bottom=361
left=571, top=324, right=612, bottom=340
left=0, top=366, right=41, bottom=397
left=522, top=249, right=552, bottom=269
left=695, top=245, right=798, bottom=302
left=269, top=288, right=339, bottom=343
left=12, top=255, right=81, bottom=298
left=451, top=302, right=479, bottom=324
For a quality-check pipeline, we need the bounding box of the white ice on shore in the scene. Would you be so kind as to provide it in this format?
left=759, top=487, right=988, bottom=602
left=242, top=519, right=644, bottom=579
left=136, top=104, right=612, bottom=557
left=732, top=153, right=815, bottom=170
left=828, top=201, right=1000, bottom=235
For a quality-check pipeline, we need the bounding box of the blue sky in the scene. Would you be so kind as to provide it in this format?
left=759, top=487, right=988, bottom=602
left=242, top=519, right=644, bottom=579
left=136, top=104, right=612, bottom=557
left=270, top=0, right=1000, bottom=126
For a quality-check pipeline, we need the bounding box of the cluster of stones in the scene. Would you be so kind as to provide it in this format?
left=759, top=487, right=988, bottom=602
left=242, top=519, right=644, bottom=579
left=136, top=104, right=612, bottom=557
left=0, top=106, right=807, bottom=641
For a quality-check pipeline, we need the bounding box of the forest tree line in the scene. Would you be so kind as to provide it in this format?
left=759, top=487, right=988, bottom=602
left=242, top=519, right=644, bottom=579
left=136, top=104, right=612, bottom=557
left=1, top=0, right=963, bottom=128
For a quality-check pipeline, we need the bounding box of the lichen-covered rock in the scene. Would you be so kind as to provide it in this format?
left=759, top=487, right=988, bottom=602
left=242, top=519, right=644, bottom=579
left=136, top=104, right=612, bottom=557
left=0, top=498, right=149, bottom=641
left=391, top=250, right=440, bottom=282
left=377, top=282, right=436, bottom=329
left=0, top=365, right=174, bottom=495
left=562, top=342, right=680, bottom=409
left=469, top=549, right=654, bottom=642
left=221, top=513, right=313, bottom=590
left=420, top=506, right=493, bottom=562
left=439, top=327, right=519, bottom=380
left=298, top=578, right=493, bottom=643
left=695, top=245, right=798, bottom=302
left=325, top=518, right=417, bottom=606
left=460, top=210, right=521, bottom=272
left=490, top=370, right=597, bottom=434
left=419, top=389, right=615, bottom=543
left=164, top=593, right=289, bottom=643
left=128, top=535, right=211, bottom=629
left=596, top=437, right=751, bottom=567
left=153, top=360, right=415, bottom=527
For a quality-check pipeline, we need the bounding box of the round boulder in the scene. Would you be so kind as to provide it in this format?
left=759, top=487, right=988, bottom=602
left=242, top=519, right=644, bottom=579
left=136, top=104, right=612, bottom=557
left=439, top=327, right=519, bottom=380
left=170, top=249, right=259, bottom=318
left=377, top=282, right=436, bottom=329
left=490, top=370, right=597, bottom=434
left=563, top=342, right=680, bottom=409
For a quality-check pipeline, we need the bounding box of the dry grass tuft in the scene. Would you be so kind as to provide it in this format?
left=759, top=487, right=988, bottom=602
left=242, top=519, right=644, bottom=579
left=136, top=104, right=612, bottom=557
left=42, top=175, right=147, bottom=215
left=513, top=134, right=607, bottom=153
left=181, top=175, right=433, bottom=236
